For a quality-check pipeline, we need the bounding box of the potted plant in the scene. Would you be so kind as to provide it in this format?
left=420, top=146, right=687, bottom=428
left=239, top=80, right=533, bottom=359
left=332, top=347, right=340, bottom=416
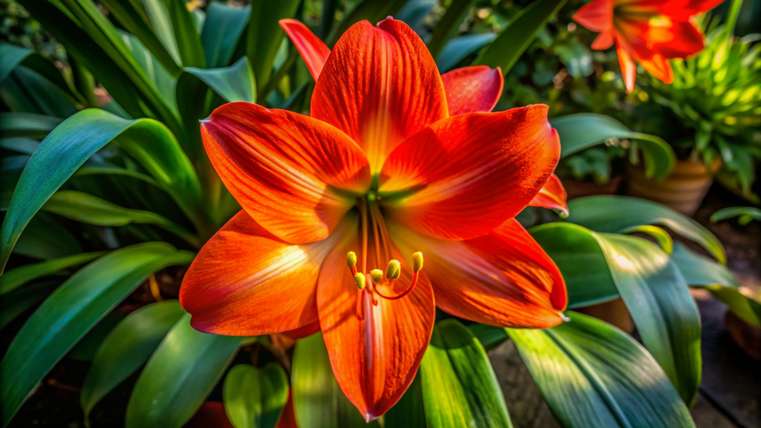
left=630, top=0, right=761, bottom=214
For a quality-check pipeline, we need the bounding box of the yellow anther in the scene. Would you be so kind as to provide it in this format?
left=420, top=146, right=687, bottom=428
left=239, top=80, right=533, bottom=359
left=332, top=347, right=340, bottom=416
left=353, top=272, right=366, bottom=289
left=412, top=251, right=424, bottom=272
left=385, top=259, right=401, bottom=280
left=369, top=269, right=384, bottom=284
left=346, top=251, right=358, bottom=269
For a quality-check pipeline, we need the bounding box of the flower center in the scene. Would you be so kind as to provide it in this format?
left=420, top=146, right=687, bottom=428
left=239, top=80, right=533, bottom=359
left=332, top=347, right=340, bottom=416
left=345, top=187, right=424, bottom=319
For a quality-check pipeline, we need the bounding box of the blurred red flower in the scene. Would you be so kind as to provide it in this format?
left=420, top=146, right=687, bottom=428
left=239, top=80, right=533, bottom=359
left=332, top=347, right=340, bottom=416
left=574, top=0, right=722, bottom=91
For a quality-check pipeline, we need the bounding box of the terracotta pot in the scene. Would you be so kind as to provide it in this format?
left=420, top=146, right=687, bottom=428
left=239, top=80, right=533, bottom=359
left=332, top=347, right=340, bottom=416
left=725, top=311, right=761, bottom=360
left=578, top=298, right=635, bottom=333
left=628, top=158, right=721, bottom=215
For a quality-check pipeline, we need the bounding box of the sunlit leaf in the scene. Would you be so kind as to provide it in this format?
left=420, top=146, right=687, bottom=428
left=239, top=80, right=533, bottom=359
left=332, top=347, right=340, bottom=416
left=508, top=312, right=695, bottom=428
left=126, top=314, right=240, bottom=428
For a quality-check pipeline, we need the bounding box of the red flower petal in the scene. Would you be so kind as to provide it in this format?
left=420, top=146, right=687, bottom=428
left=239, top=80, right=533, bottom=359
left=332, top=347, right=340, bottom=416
left=639, top=53, right=673, bottom=84
left=391, top=219, right=567, bottom=328
left=573, top=0, right=614, bottom=32
left=316, top=233, right=435, bottom=420
left=180, top=211, right=338, bottom=335
left=279, top=19, right=330, bottom=80
left=311, top=18, right=448, bottom=171
left=529, top=174, right=569, bottom=216
left=442, top=65, right=504, bottom=115
left=380, top=105, right=560, bottom=240
left=202, top=102, right=370, bottom=244
left=616, top=44, right=638, bottom=92
left=648, top=20, right=704, bottom=58
left=657, top=0, right=723, bottom=19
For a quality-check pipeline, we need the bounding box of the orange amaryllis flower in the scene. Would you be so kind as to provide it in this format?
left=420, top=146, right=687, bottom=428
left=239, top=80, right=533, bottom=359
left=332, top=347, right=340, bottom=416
left=180, top=18, right=567, bottom=420
left=279, top=18, right=568, bottom=214
left=573, top=0, right=722, bottom=92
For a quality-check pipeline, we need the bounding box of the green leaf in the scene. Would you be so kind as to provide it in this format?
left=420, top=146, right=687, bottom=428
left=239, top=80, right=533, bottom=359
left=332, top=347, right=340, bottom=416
left=43, top=191, right=199, bottom=247
left=81, top=300, right=185, bottom=419
left=223, top=363, right=289, bottom=428
left=426, top=0, right=475, bottom=57
left=165, top=0, right=205, bottom=67
left=18, top=0, right=180, bottom=130
left=553, top=113, right=675, bottom=179
left=594, top=233, right=701, bottom=404
left=245, top=0, right=300, bottom=96
left=0, top=251, right=103, bottom=295
left=0, top=281, right=56, bottom=330
left=508, top=312, right=695, bottom=428
left=419, top=319, right=512, bottom=428
left=180, top=57, right=257, bottom=105
left=437, top=33, right=496, bottom=72
left=0, top=112, right=60, bottom=138
left=0, top=137, right=38, bottom=155
left=176, top=57, right=257, bottom=160
left=0, top=43, right=77, bottom=101
left=99, top=0, right=182, bottom=74
left=291, top=334, right=375, bottom=428
left=532, top=222, right=618, bottom=308
left=384, top=376, right=425, bottom=428
left=126, top=314, right=240, bottom=428
left=671, top=243, right=737, bottom=288
left=533, top=223, right=702, bottom=403
left=0, top=242, right=193, bottom=426
left=328, top=0, right=407, bottom=43
left=707, top=286, right=761, bottom=328
left=567, top=195, right=725, bottom=263
left=202, top=3, right=251, bottom=67
left=475, top=0, right=565, bottom=73
left=0, top=108, right=203, bottom=272
left=4, top=66, right=77, bottom=117
left=13, top=214, right=82, bottom=260
left=711, top=206, right=761, bottom=225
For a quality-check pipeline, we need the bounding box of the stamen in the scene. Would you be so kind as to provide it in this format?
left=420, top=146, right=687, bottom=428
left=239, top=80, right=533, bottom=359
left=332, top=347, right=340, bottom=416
left=385, top=259, right=401, bottom=280
left=372, top=252, right=425, bottom=301
left=412, top=251, right=424, bottom=272
left=369, top=269, right=384, bottom=284
left=353, top=272, right=366, bottom=289
left=347, top=251, right=358, bottom=275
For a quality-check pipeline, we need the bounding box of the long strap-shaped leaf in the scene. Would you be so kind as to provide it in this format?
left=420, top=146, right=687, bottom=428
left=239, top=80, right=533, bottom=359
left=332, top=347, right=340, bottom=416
left=80, top=300, right=185, bottom=421
left=18, top=0, right=181, bottom=132
left=475, top=0, right=566, bottom=74
left=533, top=223, right=702, bottom=404
left=0, top=108, right=203, bottom=272
left=291, top=334, right=376, bottom=428
left=418, top=319, right=512, bottom=428
left=0, top=242, right=193, bottom=427
left=567, top=195, right=725, bottom=263
left=43, top=191, right=200, bottom=247
left=0, top=43, right=81, bottom=104
left=552, top=113, right=675, bottom=180
left=507, top=312, right=695, bottom=428
left=201, top=3, right=252, bottom=68
left=125, top=314, right=240, bottom=428
left=245, top=0, right=300, bottom=98
left=0, top=251, right=104, bottom=295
